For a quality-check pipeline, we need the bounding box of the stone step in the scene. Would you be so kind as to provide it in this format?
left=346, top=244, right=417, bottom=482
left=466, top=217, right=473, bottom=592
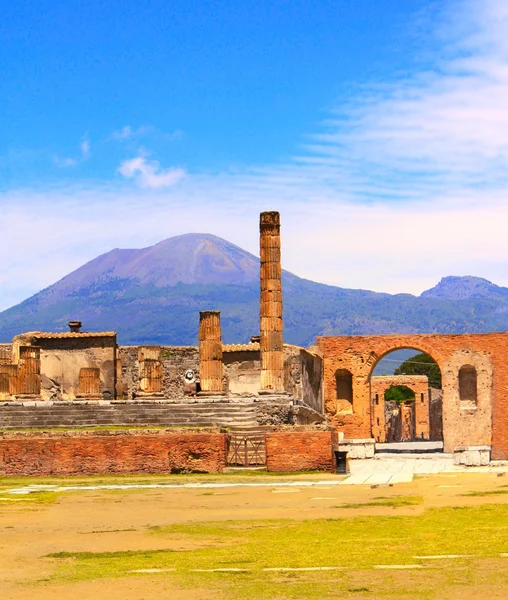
left=374, top=453, right=454, bottom=460
left=0, top=402, right=259, bottom=429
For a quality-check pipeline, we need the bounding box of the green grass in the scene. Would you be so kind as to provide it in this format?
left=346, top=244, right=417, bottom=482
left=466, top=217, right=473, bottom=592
left=0, top=491, right=58, bottom=505
left=2, top=425, right=215, bottom=432
left=44, top=504, right=508, bottom=598
left=460, top=489, right=508, bottom=497
left=338, top=495, right=423, bottom=509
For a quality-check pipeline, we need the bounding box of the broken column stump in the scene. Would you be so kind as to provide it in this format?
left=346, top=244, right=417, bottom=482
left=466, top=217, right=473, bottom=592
left=198, top=310, right=223, bottom=395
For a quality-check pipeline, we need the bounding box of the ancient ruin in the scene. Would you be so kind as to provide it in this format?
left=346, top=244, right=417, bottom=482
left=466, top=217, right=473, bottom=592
left=259, top=211, right=284, bottom=393
left=1, top=210, right=507, bottom=475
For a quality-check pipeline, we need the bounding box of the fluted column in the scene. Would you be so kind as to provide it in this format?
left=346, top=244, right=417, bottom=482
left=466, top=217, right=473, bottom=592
left=199, top=310, right=223, bottom=394
left=260, top=211, right=284, bottom=392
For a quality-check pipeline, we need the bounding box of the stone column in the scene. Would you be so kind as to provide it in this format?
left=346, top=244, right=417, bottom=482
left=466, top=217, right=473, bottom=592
left=199, top=310, right=223, bottom=394
left=260, top=211, right=284, bottom=392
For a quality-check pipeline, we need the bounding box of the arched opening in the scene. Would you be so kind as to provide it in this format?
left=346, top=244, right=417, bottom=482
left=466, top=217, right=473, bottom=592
left=335, top=369, right=353, bottom=414
left=459, top=364, right=477, bottom=409
left=384, top=385, right=416, bottom=442
left=370, top=348, right=443, bottom=443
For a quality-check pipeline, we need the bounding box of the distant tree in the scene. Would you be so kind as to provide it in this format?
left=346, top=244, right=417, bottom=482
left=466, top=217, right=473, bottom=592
left=384, top=385, right=415, bottom=404
left=394, top=353, right=442, bottom=388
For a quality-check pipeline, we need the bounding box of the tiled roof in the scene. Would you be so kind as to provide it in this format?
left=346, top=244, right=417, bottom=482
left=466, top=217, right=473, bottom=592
left=32, top=332, right=116, bottom=339
left=222, top=342, right=260, bottom=352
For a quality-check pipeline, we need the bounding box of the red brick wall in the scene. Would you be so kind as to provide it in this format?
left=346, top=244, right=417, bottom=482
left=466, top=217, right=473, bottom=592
left=265, top=431, right=336, bottom=472
left=0, top=432, right=227, bottom=476
left=317, top=333, right=508, bottom=459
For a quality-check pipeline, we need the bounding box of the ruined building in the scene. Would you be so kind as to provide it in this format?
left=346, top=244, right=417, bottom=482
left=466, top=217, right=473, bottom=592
left=1, top=211, right=506, bottom=474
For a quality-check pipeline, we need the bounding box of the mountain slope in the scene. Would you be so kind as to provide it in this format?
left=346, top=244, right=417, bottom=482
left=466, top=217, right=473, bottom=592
left=2, top=234, right=508, bottom=346
left=421, top=276, right=508, bottom=301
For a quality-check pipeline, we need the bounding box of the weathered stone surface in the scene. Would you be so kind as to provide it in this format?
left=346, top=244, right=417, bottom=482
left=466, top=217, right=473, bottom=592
left=317, top=333, right=506, bottom=458
left=199, top=311, right=223, bottom=393
left=371, top=375, right=430, bottom=442
left=259, top=211, right=284, bottom=392
left=338, top=438, right=376, bottom=459
left=453, top=445, right=491, bottom=466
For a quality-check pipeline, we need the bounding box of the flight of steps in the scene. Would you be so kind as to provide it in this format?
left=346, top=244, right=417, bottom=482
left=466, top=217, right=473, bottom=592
left=0, top=402, right=259, bottom=430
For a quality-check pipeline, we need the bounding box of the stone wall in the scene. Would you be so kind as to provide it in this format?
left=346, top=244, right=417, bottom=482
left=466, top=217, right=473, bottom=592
left=284, top=345, right=323, bottom=413
left=117, top=346, right=199, bottom=400
left=116, top=344, right=323, bottom=409
left=36, top=336, right=116, bottom=401
left=223, top=350, right=261, bottom=395
left=265, top=431, right=336, bottom=472
left=0, top=344, right=13, bottom=364
left=0, top=430, right=227, bottom=475
left=317, top=333, right=506, bottom=457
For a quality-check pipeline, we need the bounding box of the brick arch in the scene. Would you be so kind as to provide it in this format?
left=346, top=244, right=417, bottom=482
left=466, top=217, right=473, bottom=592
left=317, top=333, right=501, bottom=456
left=366, top=344, right=444, bottom=381
left=370, top=375, right=430, bottom=442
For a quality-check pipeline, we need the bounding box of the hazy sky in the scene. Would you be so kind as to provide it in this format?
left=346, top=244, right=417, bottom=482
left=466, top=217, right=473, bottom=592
left=2, top=0, right=508, bottom=311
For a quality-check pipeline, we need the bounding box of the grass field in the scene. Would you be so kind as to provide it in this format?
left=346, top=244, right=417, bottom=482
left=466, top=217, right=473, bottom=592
left=1, top=471, right=508, bottom=599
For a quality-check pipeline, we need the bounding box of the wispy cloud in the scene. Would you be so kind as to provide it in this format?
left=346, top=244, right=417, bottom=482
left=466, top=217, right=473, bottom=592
left=117, top=156, right=186, bottom=188
left=302, top=0, right=508, bottom=200
left=53, top=135, right=91, bottom=168
left=109, top=125, right=182, bottom=142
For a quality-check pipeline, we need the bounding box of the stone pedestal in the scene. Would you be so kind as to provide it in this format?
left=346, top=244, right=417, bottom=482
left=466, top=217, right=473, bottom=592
left=338, top=438, right=376, bottom=459
left=199, top=311, right=223, bottom=394
left=454, top=445, right=491, bottom=466
left=260, top=211, right=284, bottom=392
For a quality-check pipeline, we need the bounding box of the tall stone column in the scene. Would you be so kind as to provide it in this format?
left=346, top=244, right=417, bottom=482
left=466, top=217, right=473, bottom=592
left=260, top=211, right=284, bottom=392
left=199, top=310, right=223, bottom=394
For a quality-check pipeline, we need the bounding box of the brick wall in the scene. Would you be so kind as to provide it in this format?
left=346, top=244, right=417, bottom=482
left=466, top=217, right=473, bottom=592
left=0, top=431, right=227, bottom=476
left=265, top=431, right=336, bottom=472
left=317, top=333, right=508, bottom=459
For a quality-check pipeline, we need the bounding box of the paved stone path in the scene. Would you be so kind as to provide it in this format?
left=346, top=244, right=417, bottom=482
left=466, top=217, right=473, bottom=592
left=346, top=457, right=508, bottom=485
left=3, top=458, right=508, bottom=495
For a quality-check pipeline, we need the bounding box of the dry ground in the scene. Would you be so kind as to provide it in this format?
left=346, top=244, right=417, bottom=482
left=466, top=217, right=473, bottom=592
left=1, top=471, right=507, bottom=599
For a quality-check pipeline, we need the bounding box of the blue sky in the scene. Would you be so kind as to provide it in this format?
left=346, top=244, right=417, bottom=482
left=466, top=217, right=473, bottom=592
left=2, top=0, right=508, bottom=310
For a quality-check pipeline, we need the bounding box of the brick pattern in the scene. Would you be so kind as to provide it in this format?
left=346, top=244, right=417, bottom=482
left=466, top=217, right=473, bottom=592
left=317, top=333, right=508, bottom=459
left=370, top=375, right=430, bottom=442
left=265, top=431, right=336, bottom=472
left=0, top=432, right=227, bottom=476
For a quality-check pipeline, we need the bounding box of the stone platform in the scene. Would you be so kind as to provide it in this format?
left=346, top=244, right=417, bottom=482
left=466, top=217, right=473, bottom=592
left=0, top=395, right=325, bottom=429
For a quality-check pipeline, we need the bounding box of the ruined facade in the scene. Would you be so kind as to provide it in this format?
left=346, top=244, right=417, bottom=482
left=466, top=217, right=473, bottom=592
left=317, top=334, right=507, bottom=459
left=2, top=210, right=508, bottom=475
left=370, top=375, right=430, bottom=443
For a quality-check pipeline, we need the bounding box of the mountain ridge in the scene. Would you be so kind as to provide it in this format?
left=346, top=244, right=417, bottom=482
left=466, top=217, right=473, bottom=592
left=1, top=234, right=508, bottom=346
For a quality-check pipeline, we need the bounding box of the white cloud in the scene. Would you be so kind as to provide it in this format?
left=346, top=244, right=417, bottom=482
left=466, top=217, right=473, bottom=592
left=110, top=125, right=151, bottom=140
left=110, top=125, right=182, bottom=142
left=53, top=134, right=91, bottom=168
left=117, top=156, right=186, bottom=188
left=303, top=0, right=508, bottom=200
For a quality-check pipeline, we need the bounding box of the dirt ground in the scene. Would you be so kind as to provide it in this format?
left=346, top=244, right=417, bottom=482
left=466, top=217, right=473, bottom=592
left=1, top=471, right=507, bottom=599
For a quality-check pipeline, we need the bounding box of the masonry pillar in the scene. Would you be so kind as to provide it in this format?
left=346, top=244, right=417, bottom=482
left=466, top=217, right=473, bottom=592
left=260, top=211, right=284, bottom=392
left=199, top=310, right=223, bottom=394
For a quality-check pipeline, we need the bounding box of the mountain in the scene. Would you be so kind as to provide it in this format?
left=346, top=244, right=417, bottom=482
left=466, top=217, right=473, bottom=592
left=2, top=234, right=508, bottom=346
left=421, top=276, right=508, bottom=301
